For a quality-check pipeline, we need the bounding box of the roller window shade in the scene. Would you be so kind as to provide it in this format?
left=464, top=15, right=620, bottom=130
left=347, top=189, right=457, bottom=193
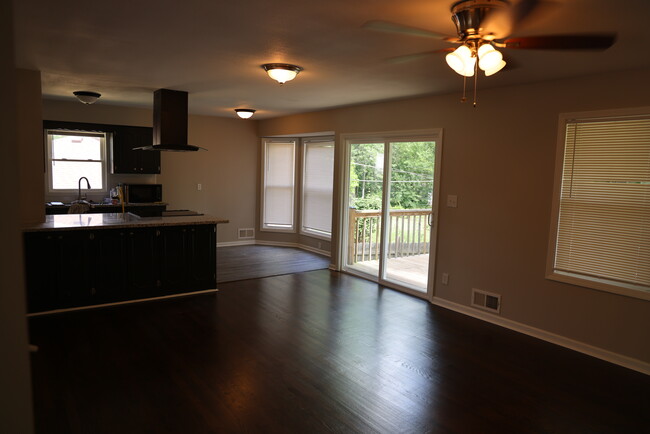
left=263, top=141, right=295, bottom=228
left=302, top=140, right=334, bottom=236
left=554, top=117, right=650, bottom=290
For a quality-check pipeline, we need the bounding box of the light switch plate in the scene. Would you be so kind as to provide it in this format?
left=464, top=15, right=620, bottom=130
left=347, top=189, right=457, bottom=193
left=447, top=195, right=458, bottom=208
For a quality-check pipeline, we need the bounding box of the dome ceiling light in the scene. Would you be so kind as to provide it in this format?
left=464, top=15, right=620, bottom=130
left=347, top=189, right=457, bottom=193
left=261, top=63, right=303, bottom=85
left=73, top=91, right=101, bottom=104
left=235, top=109, right=256, bottom=119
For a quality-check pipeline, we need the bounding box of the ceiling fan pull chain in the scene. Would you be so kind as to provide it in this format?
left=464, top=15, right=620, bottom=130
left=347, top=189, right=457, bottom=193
left=473, top=56, right=478, bottom=107
left=461, top=76, right=467, bottom=103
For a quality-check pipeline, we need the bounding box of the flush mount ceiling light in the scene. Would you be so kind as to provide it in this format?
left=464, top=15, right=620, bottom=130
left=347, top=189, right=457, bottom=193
left=235, top=109, right=256, bottom=119
left=73, top=91, right=101, bottom=104
left=261, top=63, right=303, bottom=84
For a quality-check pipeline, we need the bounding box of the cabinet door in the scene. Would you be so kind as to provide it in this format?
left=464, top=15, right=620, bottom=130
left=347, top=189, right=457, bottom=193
left=187, top=225, right=217, bottom=290
left=111, top=127, right=139, bottom=174
left=159, top=226, right=188, bottom=291
left=24, top=233, right=60, bottom=312
left=126, top=228, right=161, bottom=296
left=134, top=127, right=160, bottom=174
left=24, top=231, right=90, bottom=312
left=88, top=230, right=127, bottom=302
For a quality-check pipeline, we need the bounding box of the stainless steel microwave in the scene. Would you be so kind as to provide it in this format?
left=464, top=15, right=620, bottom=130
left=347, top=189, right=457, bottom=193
left=123, top=184, right=162, bottom=203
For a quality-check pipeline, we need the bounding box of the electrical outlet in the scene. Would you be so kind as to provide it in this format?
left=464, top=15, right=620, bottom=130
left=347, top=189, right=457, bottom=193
left=446, top=195, right=458, bottom=208
left=442, top=273, right=449, bottom=285
left=197, top=183, right=202, bottom=191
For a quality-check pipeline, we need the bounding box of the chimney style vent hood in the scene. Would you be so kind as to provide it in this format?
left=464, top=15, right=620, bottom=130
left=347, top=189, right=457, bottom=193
left=135, top=88, right=206, bottom=152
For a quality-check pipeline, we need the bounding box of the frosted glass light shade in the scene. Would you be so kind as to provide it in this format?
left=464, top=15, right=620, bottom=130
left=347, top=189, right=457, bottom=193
left=484, top=60, right=507, bottom=76
left=445, top=45, right=473, bottom=75
left=235, top=109, right=256, bottom=119
left=73, top=91, right=101, bottom=104
left=262, top=63, right=303, bottom=84
left=478, top=44, right=503, bottom=72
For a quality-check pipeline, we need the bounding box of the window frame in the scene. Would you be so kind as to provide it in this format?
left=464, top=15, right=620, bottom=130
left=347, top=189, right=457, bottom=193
left=300, top=137, right=335, bottom=240
left=545, top=107, right=650, bottom=301
left=260, top=138, right=297, bottom=233
left=45, top=129, right=108, bottom=195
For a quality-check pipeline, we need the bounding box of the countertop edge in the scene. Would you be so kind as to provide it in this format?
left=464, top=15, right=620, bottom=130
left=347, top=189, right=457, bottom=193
left=23, top=213, right=229, bottom=232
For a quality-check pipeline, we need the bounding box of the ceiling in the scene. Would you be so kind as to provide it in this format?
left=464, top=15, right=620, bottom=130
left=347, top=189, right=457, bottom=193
left=13, top=0, right=650, bottom=119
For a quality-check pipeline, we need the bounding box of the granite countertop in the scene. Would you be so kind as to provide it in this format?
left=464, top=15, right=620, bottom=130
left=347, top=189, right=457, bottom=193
left=24, top=213, right=229, bottom=232
left=45, top=202, right=168, bottom=208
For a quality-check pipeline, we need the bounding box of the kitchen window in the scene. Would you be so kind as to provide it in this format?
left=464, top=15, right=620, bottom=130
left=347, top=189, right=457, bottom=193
left=546, top=109, right=650, bottom=300
left=46, top=130, right=107, bottom=193
left=301, top=138, right=334, bottom=239
left=261, top=139, right=296, bottom=232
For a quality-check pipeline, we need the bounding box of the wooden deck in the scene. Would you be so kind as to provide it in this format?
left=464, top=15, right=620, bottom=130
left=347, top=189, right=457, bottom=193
left=349, top=253, right=429, bottom=290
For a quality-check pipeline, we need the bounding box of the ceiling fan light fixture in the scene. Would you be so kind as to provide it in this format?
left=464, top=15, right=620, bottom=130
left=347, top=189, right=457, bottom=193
left=477, top=44, right=503, bottom=72
left=73, top=90, right=101, bottom=104
left=235, top=109, right=256, bottom=119
left=261, top=63, right=303, bottom=84
left=484, top=59, right=506, bottom=76
left=445, top=45, right=473, bottom=75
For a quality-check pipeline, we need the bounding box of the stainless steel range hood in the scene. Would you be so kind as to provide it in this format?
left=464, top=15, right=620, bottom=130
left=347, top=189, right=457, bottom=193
left=134, top=88, right=206, bottom=152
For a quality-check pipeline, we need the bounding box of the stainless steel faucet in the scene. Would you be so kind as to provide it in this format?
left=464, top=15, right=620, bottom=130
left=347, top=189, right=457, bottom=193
left=77, top=177, right=91, bottom=202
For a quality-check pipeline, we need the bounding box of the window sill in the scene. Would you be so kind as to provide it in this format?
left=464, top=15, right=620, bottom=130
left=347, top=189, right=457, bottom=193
left=546, top=271, right=650, bottom=302
left=299, top=230, right=331, bottom=241
left=260, top=226, right=296, bottom=234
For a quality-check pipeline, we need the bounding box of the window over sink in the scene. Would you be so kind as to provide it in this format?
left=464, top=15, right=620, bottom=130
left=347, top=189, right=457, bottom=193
left=46, top=129, right=107, bottom=193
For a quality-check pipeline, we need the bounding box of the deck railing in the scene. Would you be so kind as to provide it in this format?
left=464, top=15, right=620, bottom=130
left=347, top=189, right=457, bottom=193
left=348, top=208, right=432, bottom=264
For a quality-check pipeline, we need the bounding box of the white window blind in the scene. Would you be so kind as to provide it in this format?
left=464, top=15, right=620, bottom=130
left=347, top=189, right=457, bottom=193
left=302, top=139, right=334, bottom=237
left=263, top=140, right=296, bottom=230
left=552, top=116, right=650, bottom=293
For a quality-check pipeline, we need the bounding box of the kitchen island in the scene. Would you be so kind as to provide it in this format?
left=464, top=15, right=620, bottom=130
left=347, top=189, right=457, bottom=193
left=23, top=213, right=228, bottom=314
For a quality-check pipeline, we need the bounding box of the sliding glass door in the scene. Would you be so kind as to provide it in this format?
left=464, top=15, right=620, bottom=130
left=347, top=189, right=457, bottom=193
left=344, top=131, right=441, bottom=297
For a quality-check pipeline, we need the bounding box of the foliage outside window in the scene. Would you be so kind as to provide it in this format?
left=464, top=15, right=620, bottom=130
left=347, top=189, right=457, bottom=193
left=46, top=130, right=106, bottom=192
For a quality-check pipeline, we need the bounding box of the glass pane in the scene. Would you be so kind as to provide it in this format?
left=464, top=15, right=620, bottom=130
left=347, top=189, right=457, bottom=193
left=385, top=141, right=435, bottom=291
left=51, top=134, right=102, bottom=160
left=51, top=161, right=103, bottom=190
left=347, top=142, right=384, bottom=277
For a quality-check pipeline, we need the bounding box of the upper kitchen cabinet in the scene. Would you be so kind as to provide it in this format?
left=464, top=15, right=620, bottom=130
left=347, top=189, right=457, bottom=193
left=111, top=126, right=160, bottom=174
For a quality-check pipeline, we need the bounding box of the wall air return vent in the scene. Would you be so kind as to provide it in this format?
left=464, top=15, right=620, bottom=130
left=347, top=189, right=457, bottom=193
left=471, top=288, right=501, bottom=314
left=238, top=228, right=255, bottom=239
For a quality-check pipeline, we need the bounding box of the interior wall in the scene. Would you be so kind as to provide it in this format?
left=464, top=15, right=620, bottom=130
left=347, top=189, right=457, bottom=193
left=17, top=69, right=44, bottom=225
left=0, top=2, right=34, bottom=432
left=257, top=68, right=650, bottom=364
left=41, top=100, right=258, bottom=243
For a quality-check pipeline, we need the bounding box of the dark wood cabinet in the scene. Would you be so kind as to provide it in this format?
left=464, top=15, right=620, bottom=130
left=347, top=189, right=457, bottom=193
left=111, top=126, right=160, bottom=174
left=187, top=225, right=217, bottom=290
left=24, top=224, right=217, bottom=313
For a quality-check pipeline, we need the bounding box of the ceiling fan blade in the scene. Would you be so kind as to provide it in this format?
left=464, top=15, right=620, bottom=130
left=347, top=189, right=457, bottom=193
left=502, top=34, right=616, bottom=50
left=362, top=20, right=455, bottom=41
left=387, top=48, right=455, bottom=64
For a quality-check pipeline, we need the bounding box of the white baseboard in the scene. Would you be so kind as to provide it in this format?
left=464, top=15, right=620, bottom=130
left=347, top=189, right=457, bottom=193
left=431, top=296, right=650, bottom=375
left=217, top=240, right=256, bottom=247
left=254, top=240, right=331, bottom=257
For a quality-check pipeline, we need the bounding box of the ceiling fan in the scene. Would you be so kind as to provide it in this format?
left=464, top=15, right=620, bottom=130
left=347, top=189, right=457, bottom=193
left=363, top=0, right=616, bottom=105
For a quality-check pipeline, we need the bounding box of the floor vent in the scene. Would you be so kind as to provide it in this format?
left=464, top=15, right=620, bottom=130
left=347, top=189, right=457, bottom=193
left=238, top=228, right=255, bottom=239
left=471, top=288, right=501, bottom=314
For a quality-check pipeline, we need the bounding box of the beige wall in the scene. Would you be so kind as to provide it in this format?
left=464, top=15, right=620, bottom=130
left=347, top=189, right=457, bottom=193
left=258, top=68, right=650, bottom=364
left=41, top=100, right=258, bottom=243
left=17, top=69, right=44, bottom=225
left=1, top=2, right=34, bottom=432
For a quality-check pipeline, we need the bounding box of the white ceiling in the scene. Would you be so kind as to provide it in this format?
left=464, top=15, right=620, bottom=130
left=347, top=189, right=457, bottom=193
left=13, top=0, right=650, bottom=119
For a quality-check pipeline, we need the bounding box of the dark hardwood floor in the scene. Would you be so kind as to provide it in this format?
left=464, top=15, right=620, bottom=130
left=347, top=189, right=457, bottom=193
left=217, top=245, right=330, bottom=283
left=29, top=270, right=649, bottom=434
